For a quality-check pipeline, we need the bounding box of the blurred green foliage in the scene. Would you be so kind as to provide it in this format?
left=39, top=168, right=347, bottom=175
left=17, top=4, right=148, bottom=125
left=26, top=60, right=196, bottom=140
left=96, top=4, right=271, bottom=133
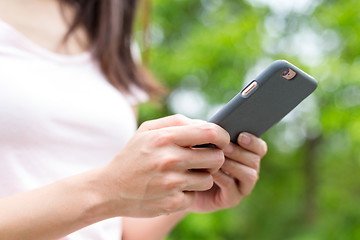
left=137, top=0, right=360, bottom=239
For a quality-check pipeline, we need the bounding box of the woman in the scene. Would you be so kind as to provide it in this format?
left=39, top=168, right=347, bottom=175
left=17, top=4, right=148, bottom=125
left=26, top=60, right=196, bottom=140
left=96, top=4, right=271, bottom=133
left=0, top=0, right=267, bottom=239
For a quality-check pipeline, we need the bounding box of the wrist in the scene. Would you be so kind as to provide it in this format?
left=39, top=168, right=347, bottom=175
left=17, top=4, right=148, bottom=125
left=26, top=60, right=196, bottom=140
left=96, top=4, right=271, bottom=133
left=60, top=168, right=119, bottom=226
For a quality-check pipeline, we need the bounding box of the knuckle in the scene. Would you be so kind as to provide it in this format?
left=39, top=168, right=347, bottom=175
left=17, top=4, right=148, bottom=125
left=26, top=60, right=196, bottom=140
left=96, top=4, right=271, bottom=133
left=157, top=155, right=181, bottom=172
left=202, top=174, right=214, bottom=190
left=223, top=173, right=235, bottom=185
left=215, top=150, right=226, bottom=167
left=138, top=120, right=153, bottom=131
left=163, top=192, right=186, bottom=212
left=251, top=155, right=261, bottom=170
left=246, top=169, right=259, bottom=183
left=201, top=124, right=219, bottom=142
left=259, top=140, right=268, bottom=157
left=152, top=132, right=175, bottom=147
left=224, top=130, right=231, bottom=143
left=171, top=114, right=189, bottom=126
left=162, top=174, right=185, bottom=191
left=136, top=134, right=153, bottom=156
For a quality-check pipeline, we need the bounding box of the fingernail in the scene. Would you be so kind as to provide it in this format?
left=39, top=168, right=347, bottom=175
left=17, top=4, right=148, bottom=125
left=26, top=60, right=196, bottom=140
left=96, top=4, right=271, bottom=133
left=239, top=133, right=251, bottom=145
left=224, top=144, right=233, bottom=154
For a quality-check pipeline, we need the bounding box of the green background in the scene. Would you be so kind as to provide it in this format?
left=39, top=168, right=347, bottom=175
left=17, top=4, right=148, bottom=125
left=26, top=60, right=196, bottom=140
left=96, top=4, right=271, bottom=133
left=136, top=0, right=360, bottom=239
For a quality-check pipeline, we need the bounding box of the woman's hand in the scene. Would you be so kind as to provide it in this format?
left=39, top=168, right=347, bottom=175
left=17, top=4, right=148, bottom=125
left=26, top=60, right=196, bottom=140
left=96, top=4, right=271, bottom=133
left=97, top=115, right=230, bottom=218
left=188, top=132, right=267, bottom=213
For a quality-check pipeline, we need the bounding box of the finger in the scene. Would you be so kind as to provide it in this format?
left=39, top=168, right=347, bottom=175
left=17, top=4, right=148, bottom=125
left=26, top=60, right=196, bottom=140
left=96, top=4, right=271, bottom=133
left=179, top=148, right=225, bottom=174
left=138, top=114, right=205, bottom=132
left=237, top=133, right=267, bottom=157
left=138, top=114, right=192, bottom=132
left=156, top=146, right=225, bottom=173
left=221, top=159, right=259, bottom=196
left=212, top=171, right=237, bottom=193
left=157, top=191, right=195, bottom=214
left=163, top=123, right=230, bottom=149
left=211, top=171, right=241, bottom=207
left=183, top=171, right=214, bottom=191
left=223, top=142, right=261, bottom=172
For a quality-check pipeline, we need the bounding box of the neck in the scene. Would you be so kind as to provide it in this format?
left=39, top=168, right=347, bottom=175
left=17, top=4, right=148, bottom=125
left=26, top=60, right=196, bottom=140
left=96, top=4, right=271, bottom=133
left=0, top=0, right=89, bottom=55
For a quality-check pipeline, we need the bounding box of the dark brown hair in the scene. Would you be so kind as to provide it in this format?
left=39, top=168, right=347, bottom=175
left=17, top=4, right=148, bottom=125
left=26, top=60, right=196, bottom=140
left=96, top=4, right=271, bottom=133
left=61, top=0, right=164, bottom=98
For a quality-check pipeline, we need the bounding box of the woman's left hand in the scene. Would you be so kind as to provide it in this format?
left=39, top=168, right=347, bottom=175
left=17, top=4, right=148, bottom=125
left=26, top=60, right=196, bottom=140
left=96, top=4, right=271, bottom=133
left=188, top=132, right=267, bottom=213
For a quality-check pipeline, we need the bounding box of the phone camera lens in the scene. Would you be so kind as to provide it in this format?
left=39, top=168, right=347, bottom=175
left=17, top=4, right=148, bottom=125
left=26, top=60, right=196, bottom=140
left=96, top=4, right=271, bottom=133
left=281, top=69, right=289, bottom=76
left=281, top=68, right=297, bottom=80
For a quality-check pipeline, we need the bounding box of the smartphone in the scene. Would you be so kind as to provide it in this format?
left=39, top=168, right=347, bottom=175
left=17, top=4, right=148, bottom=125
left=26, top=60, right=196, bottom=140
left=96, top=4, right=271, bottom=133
left=198, top=60, right=318, bottom=146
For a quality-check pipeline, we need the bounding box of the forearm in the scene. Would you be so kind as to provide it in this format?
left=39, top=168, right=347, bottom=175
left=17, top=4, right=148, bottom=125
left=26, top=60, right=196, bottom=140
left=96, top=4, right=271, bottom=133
left=0, top=168, right=110, bottom=240
left=122, top=211, right=188, bottom=240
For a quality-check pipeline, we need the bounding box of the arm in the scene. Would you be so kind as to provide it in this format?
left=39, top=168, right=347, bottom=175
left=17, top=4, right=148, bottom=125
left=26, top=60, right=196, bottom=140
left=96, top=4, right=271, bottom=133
left=122, top=211, right=188, bottom=240
left=0, top=115, right=230, bottom=239
left=0, top=169, right=110, bottom=240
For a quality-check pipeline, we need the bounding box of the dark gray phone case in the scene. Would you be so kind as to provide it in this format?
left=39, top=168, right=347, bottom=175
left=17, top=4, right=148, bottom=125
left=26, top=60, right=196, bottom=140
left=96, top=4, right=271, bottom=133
left=209, top=60, right=318, bottom=143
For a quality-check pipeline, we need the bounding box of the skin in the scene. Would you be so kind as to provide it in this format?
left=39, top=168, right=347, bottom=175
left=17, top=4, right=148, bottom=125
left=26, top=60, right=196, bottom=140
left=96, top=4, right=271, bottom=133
left=0, top=0, right=89, bottom=54
left=122, top=117, right=267, bottom=240
left=0, top=1, right=268, bottom=239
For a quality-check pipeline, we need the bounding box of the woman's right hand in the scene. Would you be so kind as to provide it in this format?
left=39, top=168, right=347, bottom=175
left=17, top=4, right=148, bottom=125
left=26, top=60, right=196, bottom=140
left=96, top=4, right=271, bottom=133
left=98, top=114, right=230, bottom=218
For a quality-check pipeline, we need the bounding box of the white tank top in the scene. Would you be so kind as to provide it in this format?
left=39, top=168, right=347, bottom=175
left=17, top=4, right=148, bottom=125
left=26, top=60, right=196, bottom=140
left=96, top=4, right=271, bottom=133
left=0, top=19, right=147, bottom=239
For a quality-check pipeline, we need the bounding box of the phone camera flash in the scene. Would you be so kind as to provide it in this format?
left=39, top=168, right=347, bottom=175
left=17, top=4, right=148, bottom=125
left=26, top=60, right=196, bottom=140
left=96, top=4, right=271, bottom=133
left=241, top=81, right=258, bottom=97
left=281, top=68, right=297, bottom=80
